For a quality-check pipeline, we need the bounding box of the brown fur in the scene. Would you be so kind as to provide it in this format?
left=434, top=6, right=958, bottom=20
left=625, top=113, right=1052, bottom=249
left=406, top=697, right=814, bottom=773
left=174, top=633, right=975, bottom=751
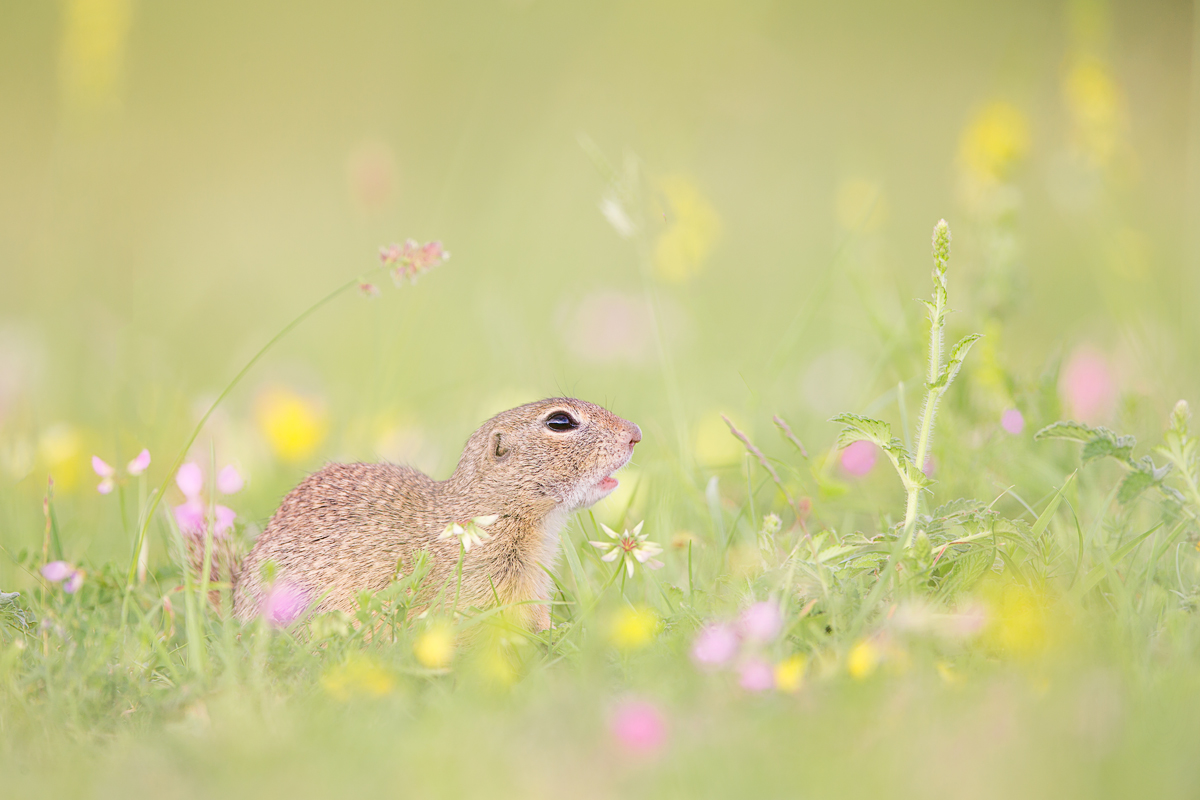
left=231, top=398, right=641, bottom=631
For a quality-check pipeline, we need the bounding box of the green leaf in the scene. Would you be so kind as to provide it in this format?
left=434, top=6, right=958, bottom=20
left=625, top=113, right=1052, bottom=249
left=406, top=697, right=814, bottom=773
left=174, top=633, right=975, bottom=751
left=938, top=332, right=982, bottom=389
left=1117, top=469, right=1156, bottom=505
left=830, top=413, right=892, bottom=450
left=1034, top=421, right=1098, bottom=443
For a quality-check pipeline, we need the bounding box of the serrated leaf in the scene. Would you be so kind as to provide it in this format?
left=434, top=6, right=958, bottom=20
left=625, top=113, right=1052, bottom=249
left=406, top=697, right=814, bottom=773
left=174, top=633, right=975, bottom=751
left=1080, top=433, right=1136, bottom=464
left=1034, top=421, right=1101, bottom=443
left=830, top=413, right=892, bottom=449
left=1117, top=469, right=1157, bottom=505
left=931, top=498, right=985, bottom=519
left=940, top=333, right=982, bottom=388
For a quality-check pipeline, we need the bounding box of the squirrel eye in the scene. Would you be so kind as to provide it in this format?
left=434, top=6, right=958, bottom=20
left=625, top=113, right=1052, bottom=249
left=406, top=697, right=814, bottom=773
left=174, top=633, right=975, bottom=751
left=545, top=412, right=579, bottom=432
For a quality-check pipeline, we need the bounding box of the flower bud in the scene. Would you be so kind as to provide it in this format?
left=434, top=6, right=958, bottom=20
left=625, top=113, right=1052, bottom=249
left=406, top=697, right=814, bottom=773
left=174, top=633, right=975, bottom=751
left=1172, top=399, right=1191, bottom=431
left=932, top=219, right=951, bottom=271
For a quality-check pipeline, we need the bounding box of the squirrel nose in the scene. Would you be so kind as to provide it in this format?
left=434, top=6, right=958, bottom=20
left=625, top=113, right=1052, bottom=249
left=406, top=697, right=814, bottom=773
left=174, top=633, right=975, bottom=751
left=628, top=424, right=642, bottom=446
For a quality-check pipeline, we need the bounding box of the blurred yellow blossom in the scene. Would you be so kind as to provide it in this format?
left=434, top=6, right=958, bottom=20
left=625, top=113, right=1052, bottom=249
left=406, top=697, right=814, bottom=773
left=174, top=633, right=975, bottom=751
left=694, top=413, right=744, bottom=467
left=774, top=655, right=807, bottom=693
left=982, top=582, right=1048, bottom=657
left=38, top=423, right=82, bottom=489
left=59, top=0, right=132, bottom=112
left=1064, top=58, right=1123, bottom=167
left=959, top=101, right=1030, bottom=184
left=653, top=175, right=721, bottom=283
left=414, top=624, right=456, bottom=669
left=609, top=605, right=659, bottom=650
left=835, top=177, right=887, bottom=231
left=320, top=656, right=394, bottom=700
left=255, top=386, right=327, bottom=463
left=847, top=639, right=881, bottom=679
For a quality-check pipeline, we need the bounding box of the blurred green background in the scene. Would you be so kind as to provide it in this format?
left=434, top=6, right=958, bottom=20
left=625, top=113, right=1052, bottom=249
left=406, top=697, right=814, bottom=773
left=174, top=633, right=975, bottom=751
left=1, top=0, right=1197, bottom=579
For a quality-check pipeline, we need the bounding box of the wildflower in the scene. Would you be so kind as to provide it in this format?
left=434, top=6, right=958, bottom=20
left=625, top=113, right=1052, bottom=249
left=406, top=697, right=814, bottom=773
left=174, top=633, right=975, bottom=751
left=1001, top=408, right=1025, bottom=435
left=414, top=624, right=455, bottom=669
left=92, top=456, right=115, bottom=494
left=173, top=461, right=240, bottom=537
left=39, top=424, right=82, bottom=489
left=609, top=699, right=667, bottom=755
left=92, top=447, right=151, bottom=494
left=840, top=440, right=877, bottom=476
left=1062, top=348, right=1115, bottom=422
left=609, top=605, right=659, bottom=650
left=589, top=521, right=663, bottom=578
left=599, top=193, right=636, bottom=239
left=739, top=658, right=775, bottom=692
left=358, top=282, right=381, bottom=298
left=847, top=639, right=881, bottom=679
left=438, top=514, right=499, bottom=552
left=774, top=655, right=807, bottom=693
left=41, top=560, right=85, bottom=594
left=653, top=175, right=720, bottom=283
left=255, top=385, right=327, bottom=462
left=958, top=101, right=1030, bottom=183
left=261, top=579, right=308, bottom=627
left=321, top=655, right=395, bottom=700
left=380, top=238, right=450, bottom=284
left=691, top=623, right=739, bottom=668
left=738, top=601, right=783, bottom=644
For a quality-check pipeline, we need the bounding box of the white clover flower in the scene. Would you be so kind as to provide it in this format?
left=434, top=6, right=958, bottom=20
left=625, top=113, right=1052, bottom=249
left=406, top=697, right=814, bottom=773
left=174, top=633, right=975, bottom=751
left=589, top=521, right=663, bottom=578
left=439, top=514, right=499, bottom=552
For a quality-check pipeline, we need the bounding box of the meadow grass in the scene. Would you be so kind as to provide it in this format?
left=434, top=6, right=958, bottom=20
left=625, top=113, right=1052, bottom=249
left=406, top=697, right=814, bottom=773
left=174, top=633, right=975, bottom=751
left=4, top=215, right=1200, bottom=800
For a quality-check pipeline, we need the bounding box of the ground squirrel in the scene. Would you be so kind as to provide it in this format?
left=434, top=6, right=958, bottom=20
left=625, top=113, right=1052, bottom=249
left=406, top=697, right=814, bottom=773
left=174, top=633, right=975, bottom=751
left=230, top=398, right=641, bottom=631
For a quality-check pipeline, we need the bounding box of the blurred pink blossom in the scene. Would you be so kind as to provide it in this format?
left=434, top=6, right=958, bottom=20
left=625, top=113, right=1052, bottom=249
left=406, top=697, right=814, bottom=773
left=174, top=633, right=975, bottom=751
left=692, top=623, right=739, bottom=667
left=126, top=449, right=151, bottom=476
left=1001, top=408, right=1025, bottom=435
left=738, top=659, right=775, bottom=692
left=840, top=440, right=877, bottom=476
left=922, top=455, right=936, bottom=478
left=1062, top=349, right=1116, bottom=422
left=92, top=456, right=115, bottom=494
left=381, top=239, right=450, bottom=284
left=358, top=282, right=381, bottom=298
left=217, top=465, right=244, bottom=495
left=41, top=560, right=85, bottom=593
left=262, top=580, right=309, bottom=627
left=610, top=700, right=667, bottom=755
left=41, top=561, right=73, bottom=582
left=738, top=601, right=783, bottom=643
left=173, top=461, right=238, bottom=537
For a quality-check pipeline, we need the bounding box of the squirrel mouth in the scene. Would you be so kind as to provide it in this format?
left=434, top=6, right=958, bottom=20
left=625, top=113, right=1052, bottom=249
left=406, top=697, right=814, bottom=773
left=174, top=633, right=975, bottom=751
left=597, top=475, right=619, bottom=491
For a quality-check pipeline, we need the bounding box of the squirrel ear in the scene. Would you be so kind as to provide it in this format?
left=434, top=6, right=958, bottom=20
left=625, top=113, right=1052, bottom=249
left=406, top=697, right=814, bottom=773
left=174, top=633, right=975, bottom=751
left=491, top=430, right=510, bottom=459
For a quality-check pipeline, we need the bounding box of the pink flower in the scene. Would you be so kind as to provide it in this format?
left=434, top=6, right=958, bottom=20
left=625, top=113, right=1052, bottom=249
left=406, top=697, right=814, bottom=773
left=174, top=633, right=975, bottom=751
left=1062, top=349, right=1116, bottom=422
left=381, top=239, right=450, bottom=284
left=41, top=561, right=74, bottom=582
left=738, top=601, right=783, bottom=643
left=92, top=456, right=115, bottom=494
left=261, top=580, right=309, bottom=627
left=126, top=449, right=151, bottom=476
left=173, top=461, right=239, bottom=537
left=358, top=282, right=381, bottom=298
left=217, top=465, right=244, bottom=495
left=610, top=700, right=667, bottom=755
left=840, top=440, right=876, bottom=476
left=1001, top=408, right=1025, bottom=435
left=41, top=560, right=85, bottom=593
left=692, top=623, right=739, bottom=667
left=738, top=658, right=775, bottom=692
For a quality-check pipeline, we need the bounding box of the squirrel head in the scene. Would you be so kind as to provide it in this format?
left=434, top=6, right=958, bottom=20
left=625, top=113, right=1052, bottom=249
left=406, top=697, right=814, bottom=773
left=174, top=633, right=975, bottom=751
left=450, top=397, right=641, bottom=516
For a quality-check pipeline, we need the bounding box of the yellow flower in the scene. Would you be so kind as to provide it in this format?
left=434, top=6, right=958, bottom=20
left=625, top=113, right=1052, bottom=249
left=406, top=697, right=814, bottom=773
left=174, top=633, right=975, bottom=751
left=59, top=0, right=132, bottom=112
left=320, top=656, right=394, bottom=700
left=936, top=661, right=961, bottom=685
left=847, top=639, right=881, bottom=679
left=774, top=655, right=807, bottom=693
left=959, top=101, right=1030, bottom=183
left=1064, top=58, right=1123, bottom=167
left=38, top=424, right=82, bottom=490
left=983, top=582, right=1047, bottom=657
left=414, top=624, right=455, bottom=669
left=653, top=176, right=721, bottom=283
left=609, top=605, right=659, bottom=651
left=255, top=386, right=327, bottom=463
